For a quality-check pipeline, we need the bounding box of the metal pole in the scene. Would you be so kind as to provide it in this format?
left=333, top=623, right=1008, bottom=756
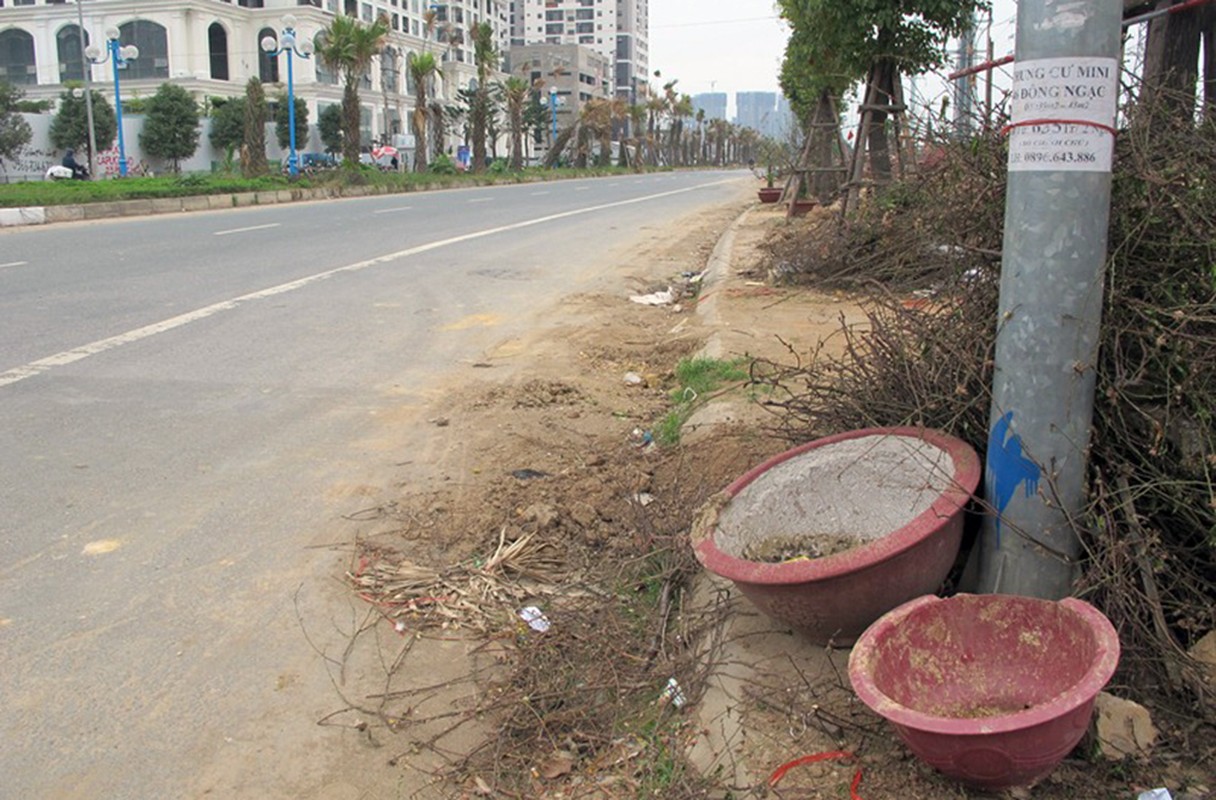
left=111, top=38, right=128, bottom=177
left=287, top=48, right=298, bottom=177
left=550, top=87, right=558, bottom=162
left=984, top=10, right=995, bottom=132
left=953, top=12, right=977, bottom=136
left=974, top=0, right=1123, bottom=599
left=76, top=0, right=96, bottom=179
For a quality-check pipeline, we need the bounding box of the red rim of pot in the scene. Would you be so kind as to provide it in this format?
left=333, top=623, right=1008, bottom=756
left=847, top=594, right=1121, bottom=735
left=691, top=427, right=981, bottom=585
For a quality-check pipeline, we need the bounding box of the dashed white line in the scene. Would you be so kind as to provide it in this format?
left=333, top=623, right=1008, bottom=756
left=530, top=191, right=550, bottom=196
left=213, top=223, right=281, bottom=236
left=468, top=197, right=493, bottom=203
left=574, top=186, right=590, bottom=191
left=0, top=178, right=733, bottom=388
left=0, top=261, right=28, bottom=269
left=373, top=206, right=414, bottom=214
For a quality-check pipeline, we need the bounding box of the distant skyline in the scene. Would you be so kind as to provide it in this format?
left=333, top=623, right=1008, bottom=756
left=647, top=0, right=1022, bottom=121
left=648, top=0, right=788, bottom=118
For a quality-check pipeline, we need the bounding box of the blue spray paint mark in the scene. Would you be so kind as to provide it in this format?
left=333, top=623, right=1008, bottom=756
left=986, top=411, right=1041, bottom=546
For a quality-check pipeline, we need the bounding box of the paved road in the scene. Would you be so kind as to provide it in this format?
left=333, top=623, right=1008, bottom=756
left=0, top=171, right=749, bottom=798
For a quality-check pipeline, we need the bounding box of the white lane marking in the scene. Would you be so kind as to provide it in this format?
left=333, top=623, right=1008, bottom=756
left=373, top=206, right=414, bottom=214
left=0, top=179, right=733, bottom=389
left=468, top=197, right=493, bottom=203
left=0, top=261, right=28, bottom=269
left=214, top=223, right=281, bottom=236
left=574, top=186, right=590, bottom=191
left=530, top=191, right=550, bottom=196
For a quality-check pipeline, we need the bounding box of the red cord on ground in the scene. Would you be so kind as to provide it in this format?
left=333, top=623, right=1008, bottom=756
left=768, top=750, right=864, bottom=799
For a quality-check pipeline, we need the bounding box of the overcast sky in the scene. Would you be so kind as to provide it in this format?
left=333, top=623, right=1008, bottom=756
left=646, top=0, right=1022, bottom=117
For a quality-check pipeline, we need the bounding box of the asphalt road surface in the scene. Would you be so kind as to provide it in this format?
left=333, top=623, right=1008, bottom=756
left=0, top=171, right=748, bottom=799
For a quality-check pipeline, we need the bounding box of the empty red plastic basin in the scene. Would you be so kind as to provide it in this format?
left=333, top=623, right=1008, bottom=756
left=848, top=593, right=1120, bottom=789
left=692, top=427, right=980, bottom=644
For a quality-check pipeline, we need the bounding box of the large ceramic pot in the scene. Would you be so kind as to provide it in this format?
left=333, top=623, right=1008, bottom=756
left=692, top=427, right=981, bottom=644
left=848, top=593, right=1120, bottom=789
left=757, top=186, right=782, bottom=203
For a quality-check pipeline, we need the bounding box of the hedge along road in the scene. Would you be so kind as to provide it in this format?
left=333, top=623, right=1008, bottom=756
left=0, top=171, right=749, bottom=799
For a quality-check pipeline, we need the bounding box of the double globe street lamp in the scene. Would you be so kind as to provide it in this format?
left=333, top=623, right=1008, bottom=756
left=261, top=16, right=313, bottom=178
left=85, top=28, right=138, bottom=177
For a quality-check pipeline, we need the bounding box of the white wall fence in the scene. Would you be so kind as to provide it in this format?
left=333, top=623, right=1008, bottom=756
left=0, top=112, right=325, bottom=183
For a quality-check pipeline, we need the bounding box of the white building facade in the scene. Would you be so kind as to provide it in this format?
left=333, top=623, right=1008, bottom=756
left=0, top=0, right=508, bottom=164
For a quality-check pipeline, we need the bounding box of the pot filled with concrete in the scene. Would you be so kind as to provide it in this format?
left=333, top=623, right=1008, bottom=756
left=691, top=427, right=981, bottom=644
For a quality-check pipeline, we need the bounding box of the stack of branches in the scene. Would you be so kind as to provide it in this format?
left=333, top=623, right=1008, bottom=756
left=349, top=529, right=566, bottom=634
left=763, top=129, right=1008, bottom=292
left=453, top=543, right=719, bottom=798
left=754, top=87, right=1215, bottom=733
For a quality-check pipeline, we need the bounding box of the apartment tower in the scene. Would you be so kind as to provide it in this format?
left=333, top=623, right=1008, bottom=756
left=508, top=0, right=648, bottom=102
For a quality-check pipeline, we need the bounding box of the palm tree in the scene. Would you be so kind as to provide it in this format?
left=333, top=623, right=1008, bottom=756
left=627, top=103, right=647, bottom=169
left=316, top=13, right=389, bottom=167
left=669, top=93, right=694, bottom=166
left=469, top=21, right=497, bottom=173
left=407, top=51, right=438, bottom=171
left=501, top=76, right=530, bottom=170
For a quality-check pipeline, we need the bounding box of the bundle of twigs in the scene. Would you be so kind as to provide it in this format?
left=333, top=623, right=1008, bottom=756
left=349, top=529, right=566, bottom=633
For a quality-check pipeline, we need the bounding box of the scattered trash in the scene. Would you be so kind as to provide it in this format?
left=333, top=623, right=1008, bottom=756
left=629, top=428, right=654, bottom=446
left=633, top=492, right=655, bottom=507
left=623, top=371, right=644, bottom=386
left=394, top=620, right=407, bottom=633
left=629, top=287, right=675, bottom=306
left=660, top=677, right=686, bottom=708
left=430, top=416, right=450, bottom=427
left=518, top=606, right=551, bottom=633
left=511, top=468, right=550, bottom=480
left=1138, top=790, right=1172, bottom=800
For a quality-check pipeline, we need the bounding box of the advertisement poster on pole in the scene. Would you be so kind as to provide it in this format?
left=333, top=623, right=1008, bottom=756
left=1006, top=57, right=1119, bottom=173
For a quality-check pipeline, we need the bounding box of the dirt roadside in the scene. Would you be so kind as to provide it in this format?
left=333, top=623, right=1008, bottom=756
left=311, top=195, right=1198, bottom=799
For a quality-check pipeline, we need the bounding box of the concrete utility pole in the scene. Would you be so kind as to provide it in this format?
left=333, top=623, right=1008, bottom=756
left=974, top=0, right=1123, bottom=599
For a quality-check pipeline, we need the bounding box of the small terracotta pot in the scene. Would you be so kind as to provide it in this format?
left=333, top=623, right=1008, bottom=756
left=757, top=187, right=782, bottom=203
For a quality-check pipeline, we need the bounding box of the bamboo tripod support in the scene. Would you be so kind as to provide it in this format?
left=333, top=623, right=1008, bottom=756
left=782, top=94, right=851, bottom=218
left=841, top=67, right=915, bottom=218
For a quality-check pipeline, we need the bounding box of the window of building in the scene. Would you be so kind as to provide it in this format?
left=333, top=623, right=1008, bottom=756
left=56, top=24, right=88, bottom=83
left=313, top=32, right=338, bottom=84
left=118, top=20, right=169, bottom=80
left=381, top=45, right=398, bottom=92
left=257, top=28, right=279, bottom=82
left=208, top=22, right=229, bottom=81
left=0, top=28, right=37, bottom=85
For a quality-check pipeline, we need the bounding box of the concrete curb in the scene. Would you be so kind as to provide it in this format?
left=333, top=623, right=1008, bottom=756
left=695, top=206, right=753, bottom=360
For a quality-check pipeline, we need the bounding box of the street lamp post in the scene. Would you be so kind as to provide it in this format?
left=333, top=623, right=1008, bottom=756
left=549, top=86, right=558, bottom=164
left=85, top=28, right=138, bottom=177
left=261, top=15, right=314, bottom=178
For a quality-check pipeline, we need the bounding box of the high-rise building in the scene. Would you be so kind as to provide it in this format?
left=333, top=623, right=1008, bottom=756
left=509, top=0, right=647, bottom=101
left=735, top=91, right=778, bottom=136
left=691, top=92, right=727, bottom=122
